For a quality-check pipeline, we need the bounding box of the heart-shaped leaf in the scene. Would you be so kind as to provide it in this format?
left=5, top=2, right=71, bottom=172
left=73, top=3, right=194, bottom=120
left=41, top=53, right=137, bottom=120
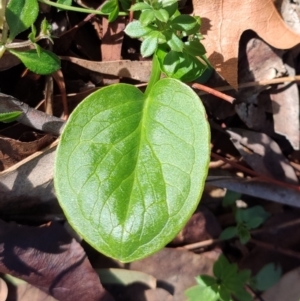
left=54, top=79, right=210, bottom=262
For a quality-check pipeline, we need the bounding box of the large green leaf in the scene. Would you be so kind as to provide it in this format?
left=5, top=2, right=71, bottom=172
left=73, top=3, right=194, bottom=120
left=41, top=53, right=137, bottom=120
left=54, top=79, right=210, bottom=262
left=6, top=0, right=39, bottom=41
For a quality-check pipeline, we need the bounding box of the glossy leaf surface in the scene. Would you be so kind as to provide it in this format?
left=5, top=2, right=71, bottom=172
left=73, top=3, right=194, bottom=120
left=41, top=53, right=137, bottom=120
left=55, top=79, right=210, bottom=262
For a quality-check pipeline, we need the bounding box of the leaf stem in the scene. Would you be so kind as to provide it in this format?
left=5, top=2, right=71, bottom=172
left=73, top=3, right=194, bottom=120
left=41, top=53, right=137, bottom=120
left=38, top=0, right=128, bottom=16
left=144, top=54, right=161, bottom=97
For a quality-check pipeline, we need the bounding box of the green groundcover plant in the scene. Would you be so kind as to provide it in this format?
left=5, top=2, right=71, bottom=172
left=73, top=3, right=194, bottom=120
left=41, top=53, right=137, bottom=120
left=220, top=191, right=271, bottom=244
left=1, top=0, right=211, bottom=262
left=185, top=255, right=282, bottom=301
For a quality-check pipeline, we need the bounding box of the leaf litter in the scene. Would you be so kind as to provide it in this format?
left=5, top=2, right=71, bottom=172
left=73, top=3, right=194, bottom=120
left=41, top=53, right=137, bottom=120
left=1, top=0, right=300, bottom=300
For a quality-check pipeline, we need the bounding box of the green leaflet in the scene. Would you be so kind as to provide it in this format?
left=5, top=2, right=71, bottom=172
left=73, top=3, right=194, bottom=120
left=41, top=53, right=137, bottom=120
left=54, top=78, right=210, bottom=262
left=9, top=49, right=60, bottom=75
left=0, top=111, right=22, bottom=123
left=6, top=0, right=39, bottom=41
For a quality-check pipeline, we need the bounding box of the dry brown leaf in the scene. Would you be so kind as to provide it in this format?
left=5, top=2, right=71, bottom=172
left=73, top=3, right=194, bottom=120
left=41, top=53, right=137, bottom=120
left=0, top=220, right=114, bottom=301
left=0, top=133, right=54, bottom=171
left=101, top=17, right=126, bottom=85
left=226, top=128, right=299, bottom=184
left=130, top=248, right=218, bottom=301
left=193, top=0, right=300, bottom=88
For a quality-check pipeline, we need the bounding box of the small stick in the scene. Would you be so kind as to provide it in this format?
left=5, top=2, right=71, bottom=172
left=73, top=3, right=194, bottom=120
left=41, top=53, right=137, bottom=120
left=191, top=82, right=235, bottom=103
left=251, top=238, right=300, bottom=260
left=197, top=75, right=300, bottom=95
left=211, top=152, right=300, bottom=192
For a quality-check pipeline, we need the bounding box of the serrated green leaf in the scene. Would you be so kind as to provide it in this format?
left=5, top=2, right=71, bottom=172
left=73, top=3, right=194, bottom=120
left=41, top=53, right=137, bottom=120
left=162, top=50, right=180, bottom=74
left=214, top=255, right=238, bottom=281
left=170, top=15, right=198, bottom=32
left=164, top=2, right=178, bottom=18
left=160, top=50, right=206, bottom=82
left=166, top=32, right=183, bottom=52
left=130, top=2, right=152, bottom=11
left=54, top=79, right=210, bottom=262
left=0, top=111, right=22, bottom=123
left=244, top=206, right=271, bottom=229
left=140, top=9, right=155, bottom=26
left=6, top=0, right=39, bottom=41
left=251, top=263, right=281, bottom=291
left=141, top=35, right=158, bottom=57
left=185, top=283, right=219, bottom=301
left=231, top=287, right=252, bottom=301
left=237, top=224, right=251, bottom=244
left=196, top=275, right=217, bottom=287
left=124, top=20, right=153, bottom=38
left=154, top=8, right=169, bottom=22
left=101, top=0, right=118, bottom=14
left=220, top=226, right=238, bottom=240
left=9, top=49, right=60, bottom=75
left=160, top=0, right=178, bottom=7
left=219, top=286, right=233, bottom=301
left=184, top=40, right=206, bottom=57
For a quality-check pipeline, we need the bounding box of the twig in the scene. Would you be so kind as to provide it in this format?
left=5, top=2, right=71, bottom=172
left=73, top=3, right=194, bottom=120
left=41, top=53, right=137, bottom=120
left=251, top=238, right=300, bottom=260
left=197, top=75, right=300, bottom=95
left=183, top=218, right=300, bottom=252
left=211, top=152, right=300, bottom=192
left=191, top=82, right=235, bottom=103
left=52, top=70, right=68, bottom=119
left=183, top=238, right=223, bottom=250
left=0, top=93, right=65, bottom=136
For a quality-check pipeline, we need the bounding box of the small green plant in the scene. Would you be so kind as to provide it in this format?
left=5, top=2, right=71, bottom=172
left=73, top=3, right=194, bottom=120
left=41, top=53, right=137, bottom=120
left=0, top=0, right=128, bottom=75
left=0, top=0, right=60, bottom=74
left=220, top=191, right=271, bottom=244
left=185, top=254, right=282, bottom=301
left=54, top=0, right=210, bottom=262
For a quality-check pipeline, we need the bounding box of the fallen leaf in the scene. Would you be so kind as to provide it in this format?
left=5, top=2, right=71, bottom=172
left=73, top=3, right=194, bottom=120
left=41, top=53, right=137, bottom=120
left=60, top=57, right=152, bottom=82
left=170, top=208, right=221, bottom=246
left=270, top=58, right=299, bottom=150
left=6, top=280, right=58, bottom=301
left=0, top=220, right=114, bottom=301
left=193, top=0, right=300, bottom=88
left=274, top=0, right=300, bottom=33
left=130, top=248, right=218, bottom=301
left=207, top=172, right=300, bottom=207
left=101, top=17, right=126, bottom=85
left=0, top=133, right=54, bottom=171
left=0, top=141, right=58, bottom=215
left=226, top=128, right=299, bottom=184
